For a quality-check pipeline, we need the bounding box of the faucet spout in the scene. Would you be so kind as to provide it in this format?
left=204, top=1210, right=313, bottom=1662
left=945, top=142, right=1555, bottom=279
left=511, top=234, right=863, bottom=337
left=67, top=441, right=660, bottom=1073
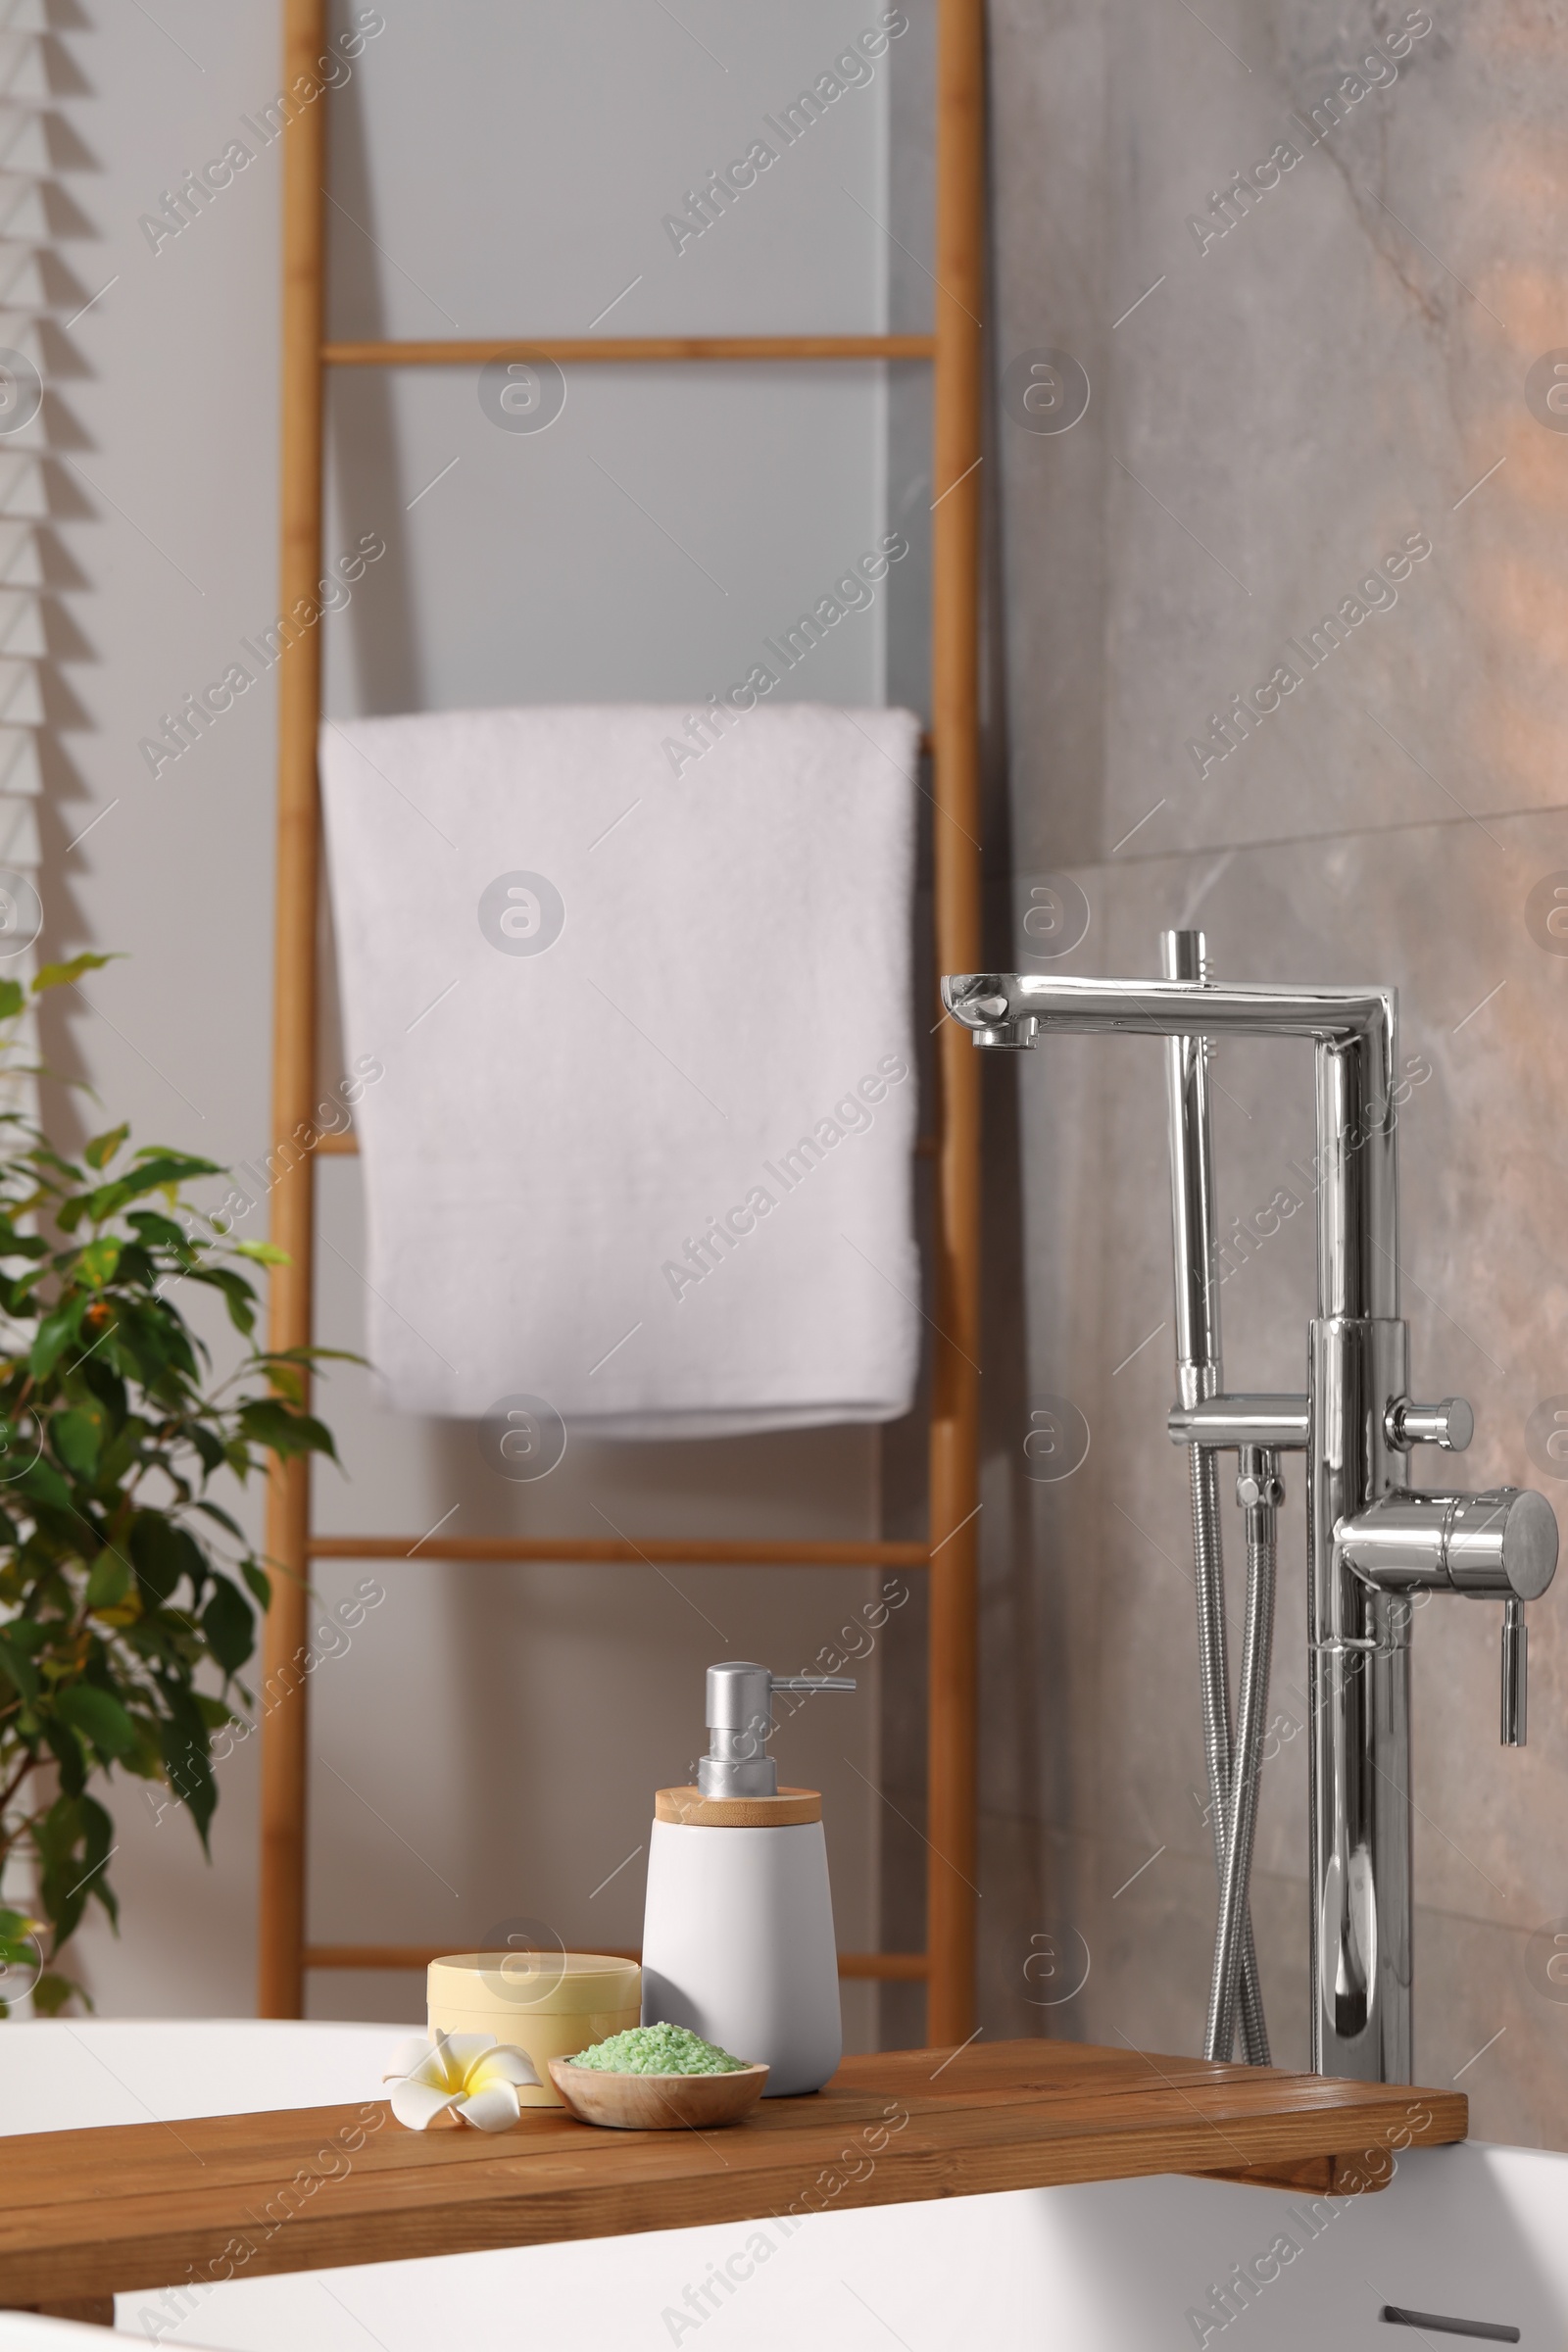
left=943, top=966, right=1394, bottom=1051
left=943, top=967, right=1400, bottom=1324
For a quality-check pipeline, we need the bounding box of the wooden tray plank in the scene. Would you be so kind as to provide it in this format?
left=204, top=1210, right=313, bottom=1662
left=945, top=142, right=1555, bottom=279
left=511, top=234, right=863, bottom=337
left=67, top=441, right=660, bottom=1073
left=0, top=2073, right=1454, bottom=2222
left=0, top=2076, right=1426, bottom=2226
left=0, top=2041, right=1465, bottom=2305
left=6, top=2043, right=1430, bottom=2198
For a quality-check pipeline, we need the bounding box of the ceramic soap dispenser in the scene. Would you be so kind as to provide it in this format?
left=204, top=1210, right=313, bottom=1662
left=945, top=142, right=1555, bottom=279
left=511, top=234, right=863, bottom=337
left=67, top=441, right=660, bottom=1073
left=640, top=1659, right=855, bottom=2095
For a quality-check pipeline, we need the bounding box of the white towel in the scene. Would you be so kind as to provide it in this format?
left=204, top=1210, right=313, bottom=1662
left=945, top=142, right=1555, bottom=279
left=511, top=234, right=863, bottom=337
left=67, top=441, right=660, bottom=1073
left=318, top=703, right=920, bottom=1439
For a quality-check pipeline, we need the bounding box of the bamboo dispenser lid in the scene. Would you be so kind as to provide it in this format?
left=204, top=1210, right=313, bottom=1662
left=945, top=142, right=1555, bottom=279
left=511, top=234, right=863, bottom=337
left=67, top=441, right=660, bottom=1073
left=656, top=1784, right=821, bottom=1827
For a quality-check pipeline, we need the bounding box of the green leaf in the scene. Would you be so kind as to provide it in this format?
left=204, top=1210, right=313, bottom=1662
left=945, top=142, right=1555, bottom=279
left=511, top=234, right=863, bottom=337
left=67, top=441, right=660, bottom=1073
left=56, top=1684, right=139, bottom=1761
left=84, top=1154, right=220, bottom=1225
left=53, top=1406, right=102, bottom=1480
left=234, top=1241, right=289, bottom=1265
left=128, top=1511, right=207, bottom=1604
left=159, top=1703, right=216, bottom=1851
left=30, top=1972, right=83, bottom=2017
left=200, top=1576, right=255, bottom=1675
left=240, top=1559, right=271, bottom=1611
left=40, top=1714, right=86, bottom=1798
left=185, top=1264, right=257, bottom=1337
left=84, top=1551, right=132, bottom=1612
left=0, top=978, right=23, bottom=1022
left=111, top=1242, right=156, bottom=1292
left=189, top=1424, right=226, bottom=1475
left=77, top=1235, right=122, bottom=1286
left=238, top=1397, right=338, bottom=1462
left=0, top=1634, right=38, bottom=1702
left=29, top=1300, right=83, bottom=1380
left=79, top=1358, right=128, bottom=1422
left=194, top=1496, right=244, bottom=1541
left=101, top=1316, right=166, bottom=1391
left=124, top=1151, right=220, bottom=1193
left=32, top=952, right=116, bottom=994
left=131, top=1145, right=214, bottom=1173
left=83, top=1122, right=129, bottom=1171
left=36, top=1791, right=117, bottom=1945
left=124, top=1209, right=191, bottom=1251
left=16, top=1456, right=74, bottom=1513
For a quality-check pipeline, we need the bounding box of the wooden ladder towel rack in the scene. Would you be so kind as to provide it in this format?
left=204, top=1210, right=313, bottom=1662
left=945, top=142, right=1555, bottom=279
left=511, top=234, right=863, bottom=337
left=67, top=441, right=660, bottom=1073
left=261, top=0, right=986, bottom=2040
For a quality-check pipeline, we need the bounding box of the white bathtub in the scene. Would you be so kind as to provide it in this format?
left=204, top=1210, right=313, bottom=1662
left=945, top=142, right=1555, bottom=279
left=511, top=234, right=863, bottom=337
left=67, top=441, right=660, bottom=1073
left=4, top=2021, right=1565, bottom=2350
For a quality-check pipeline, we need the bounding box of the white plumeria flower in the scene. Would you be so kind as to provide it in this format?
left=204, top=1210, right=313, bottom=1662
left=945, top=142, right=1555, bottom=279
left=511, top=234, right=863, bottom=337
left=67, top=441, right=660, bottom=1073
left=383, top=2031, right=540, bottom=2132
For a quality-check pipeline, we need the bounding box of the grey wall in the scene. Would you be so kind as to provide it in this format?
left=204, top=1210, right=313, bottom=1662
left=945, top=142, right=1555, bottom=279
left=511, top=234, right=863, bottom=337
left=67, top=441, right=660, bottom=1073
left=979, top=0, right=1568, bottom=2145
left=39, top=0, right=934, bottom=2055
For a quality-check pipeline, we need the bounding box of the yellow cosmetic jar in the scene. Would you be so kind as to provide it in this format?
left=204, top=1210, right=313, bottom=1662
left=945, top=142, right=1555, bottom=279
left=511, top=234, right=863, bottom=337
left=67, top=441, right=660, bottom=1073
left=426, top=1951, right=642, bottom=2108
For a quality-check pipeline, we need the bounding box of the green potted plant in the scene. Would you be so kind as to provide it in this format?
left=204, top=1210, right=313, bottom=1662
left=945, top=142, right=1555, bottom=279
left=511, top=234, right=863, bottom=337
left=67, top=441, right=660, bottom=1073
left=0, top=957, right=338, bottom=2014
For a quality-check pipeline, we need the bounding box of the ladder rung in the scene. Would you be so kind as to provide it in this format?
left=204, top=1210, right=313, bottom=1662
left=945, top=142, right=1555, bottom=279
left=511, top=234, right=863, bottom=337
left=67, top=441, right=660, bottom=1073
left=304, top=1943, right=930, bottom=1982
left=308, top=1535, right=929, bottom=1568
left=316, top=1130, right=939, bottom=1160
left=307, top=724, right=930, bottom=757
left=322, top=334, right=936, bottom=368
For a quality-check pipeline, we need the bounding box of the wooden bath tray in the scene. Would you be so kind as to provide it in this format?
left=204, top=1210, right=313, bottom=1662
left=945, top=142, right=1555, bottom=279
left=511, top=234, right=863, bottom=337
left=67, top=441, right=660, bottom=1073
left=0, top=2038, right=1466, bottom=2312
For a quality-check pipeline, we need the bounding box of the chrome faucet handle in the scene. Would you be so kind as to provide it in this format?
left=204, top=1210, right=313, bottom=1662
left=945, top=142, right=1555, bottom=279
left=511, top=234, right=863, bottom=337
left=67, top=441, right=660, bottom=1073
left=1338, top=1487, right=1557, bottom=1598
left=1501, top=1597, right=1527, bottom=1747
left=1444, top=1490, right=1556, bottom=1598
left=1338, top=1488, right=1558, bottom=1749
left=1386, top=1396, right=1474, bottom=1452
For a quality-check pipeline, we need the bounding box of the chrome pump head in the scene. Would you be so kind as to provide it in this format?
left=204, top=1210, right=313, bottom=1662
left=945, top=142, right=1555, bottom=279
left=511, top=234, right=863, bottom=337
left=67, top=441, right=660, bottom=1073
left=696, top=1661, right=857, bottom=1798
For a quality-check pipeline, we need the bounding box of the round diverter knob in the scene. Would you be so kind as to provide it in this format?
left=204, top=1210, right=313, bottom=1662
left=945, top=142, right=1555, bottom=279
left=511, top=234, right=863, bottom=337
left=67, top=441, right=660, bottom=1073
left=1388, top=1396, right=1475, bottom=1452
left=1447, top=1489, right=1559, bottom=1601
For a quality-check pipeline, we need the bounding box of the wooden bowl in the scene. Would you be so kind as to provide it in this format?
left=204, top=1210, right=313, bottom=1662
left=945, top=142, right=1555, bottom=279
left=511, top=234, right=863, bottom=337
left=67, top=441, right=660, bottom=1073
left=547, top=2055, right=768, bottom=2130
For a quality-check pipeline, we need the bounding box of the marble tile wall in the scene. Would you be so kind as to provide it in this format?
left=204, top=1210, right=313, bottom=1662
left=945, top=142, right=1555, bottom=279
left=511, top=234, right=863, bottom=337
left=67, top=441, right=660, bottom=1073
left=975, top=0, right=1568, bottom=2142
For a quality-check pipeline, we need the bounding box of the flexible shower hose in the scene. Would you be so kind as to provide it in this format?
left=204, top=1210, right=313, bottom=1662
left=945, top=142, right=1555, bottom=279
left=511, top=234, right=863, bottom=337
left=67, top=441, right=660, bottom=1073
left=1190, top=1445, right=1271, bottom=2065
left=1207, top=1494, right=1276, bottom=2065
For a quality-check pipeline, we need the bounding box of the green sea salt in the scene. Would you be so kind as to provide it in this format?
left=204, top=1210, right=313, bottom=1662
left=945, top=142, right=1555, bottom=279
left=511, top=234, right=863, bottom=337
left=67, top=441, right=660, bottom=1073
left=569, top=2023, right=750, bottom=2075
